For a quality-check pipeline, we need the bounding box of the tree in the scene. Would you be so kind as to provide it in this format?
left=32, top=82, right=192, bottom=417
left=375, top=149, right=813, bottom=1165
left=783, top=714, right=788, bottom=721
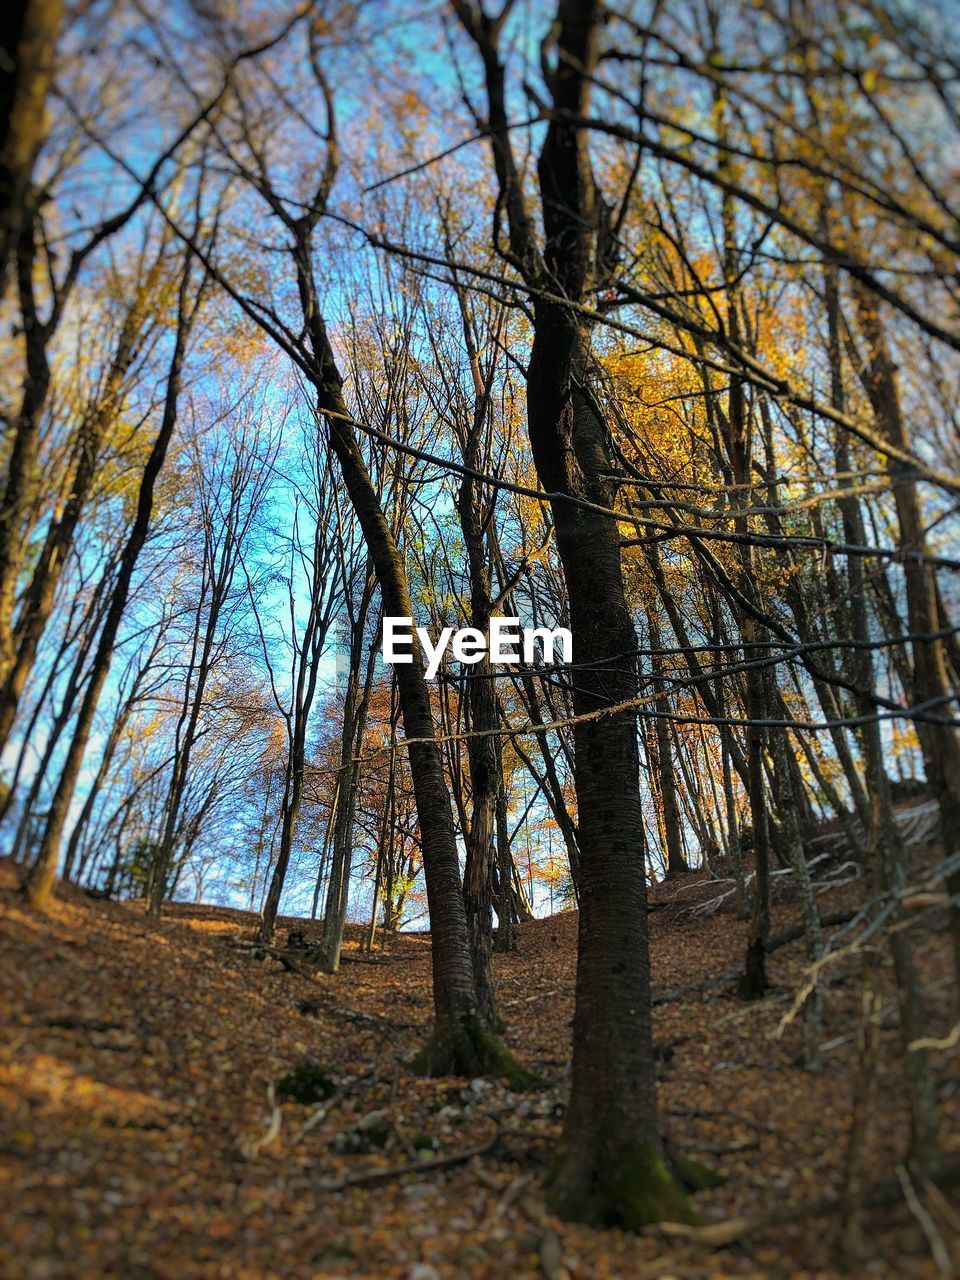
left=23, top=235, right=206, bottom=909
left=453, top=0, right=694, bottom=1225
left=186, top=22, right=529, bottom=1078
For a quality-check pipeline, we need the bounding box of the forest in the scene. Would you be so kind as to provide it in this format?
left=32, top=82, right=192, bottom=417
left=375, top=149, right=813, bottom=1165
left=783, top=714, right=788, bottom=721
left=1, top=0, right=959, bottom=1275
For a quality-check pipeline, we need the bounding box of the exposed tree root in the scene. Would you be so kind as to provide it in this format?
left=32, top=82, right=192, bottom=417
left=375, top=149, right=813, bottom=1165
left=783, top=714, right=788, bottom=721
left=546, top=1139, right=699, bottom=1231
left=665, top=1146, right=725, bottom=1191
left=411, top=1019, right=539, bottom=1089
left=315, top=1126, right=500, bottom=1193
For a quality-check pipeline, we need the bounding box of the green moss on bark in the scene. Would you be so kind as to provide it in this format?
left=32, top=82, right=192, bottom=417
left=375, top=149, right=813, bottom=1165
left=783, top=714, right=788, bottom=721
left=411, top=1019, right=539, bottom=1089
left=668, top=1150, right=724, bottom=1191
left=546, top=1138, right=699, bottom=1231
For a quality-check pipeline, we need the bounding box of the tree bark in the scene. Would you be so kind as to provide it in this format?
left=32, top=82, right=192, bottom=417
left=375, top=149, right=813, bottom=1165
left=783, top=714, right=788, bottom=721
left=452, top=282, right=503, bottom=1020
left=0, top=0, right=62, bottom=299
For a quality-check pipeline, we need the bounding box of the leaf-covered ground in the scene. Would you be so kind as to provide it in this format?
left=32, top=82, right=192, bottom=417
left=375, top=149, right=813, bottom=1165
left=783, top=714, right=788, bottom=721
left=1, top=854, right=957, bottom=1279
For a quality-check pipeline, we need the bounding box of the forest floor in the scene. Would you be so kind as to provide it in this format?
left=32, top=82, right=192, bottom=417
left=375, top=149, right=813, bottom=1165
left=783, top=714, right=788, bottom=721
left=1, top=841, right=958, bottom=1279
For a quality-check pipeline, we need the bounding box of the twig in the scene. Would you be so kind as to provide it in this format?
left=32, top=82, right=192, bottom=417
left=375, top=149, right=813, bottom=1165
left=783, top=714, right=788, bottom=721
left=490, top=1171, right=535, bottom=1222
left=289, top=1068, right=377, bottom=1147
left=923, top=1178, right=960, bottom=1237
left=315, top=1126, right=499, bottom=1192
left=40, top=1016, right=125, bottom=1033
left=896, top=1165, right=954, bottom=1277
left=242, top=1083, right=282, bottom=1159
left=908, top=1023, right=960, bottom=1053
left=647, top=1161, right=960, bottom=1249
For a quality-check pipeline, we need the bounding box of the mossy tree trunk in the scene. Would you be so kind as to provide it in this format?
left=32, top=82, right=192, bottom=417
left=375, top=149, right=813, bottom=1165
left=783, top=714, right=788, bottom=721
left=454, top=0, right=693, bottom=1226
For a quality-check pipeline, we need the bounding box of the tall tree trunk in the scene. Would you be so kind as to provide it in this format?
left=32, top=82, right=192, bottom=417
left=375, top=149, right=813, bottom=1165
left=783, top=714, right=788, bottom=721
left=530, top=315, right=685, bottom=1222
left=853, top=288, right=960, bottom=987
left=0, top=0, right=62, bottom=299
left=319, top=585, right=378, bottom=971
left=455, top=0, right=692, bottom=1223
left=0, top=225, right=52, bottom=705
left=256, top=534, right=335, bottom=944
left=713, top=100, right=771, bottom=997
left=826, top=267, right=940, bottom=1170
left=453, top=292, right=503, bottom=1020
left=649, top=610, right=688, bottom=877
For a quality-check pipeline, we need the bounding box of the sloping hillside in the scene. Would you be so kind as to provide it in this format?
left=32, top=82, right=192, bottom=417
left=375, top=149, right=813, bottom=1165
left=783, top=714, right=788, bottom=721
left=1, top=856, right=956, bottom=1279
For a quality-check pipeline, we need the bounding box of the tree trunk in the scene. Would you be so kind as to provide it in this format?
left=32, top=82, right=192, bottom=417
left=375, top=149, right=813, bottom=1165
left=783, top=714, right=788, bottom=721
left=0, top=0, right=62, bottom=299
left=454, top=304, right=503, bottom=1021
left=649, top=610, right=688, bottom=877
left=0, top=225, right=52, bottom=708
left=319, top=585, right=378, bottom=971
left=853, top=287, right=960, bottom=986
left=454, top=0, right=692, bottom=1223
left=531, top=316, right=686, bottom=1223
left=826, top=266, right=940, bottom=1170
